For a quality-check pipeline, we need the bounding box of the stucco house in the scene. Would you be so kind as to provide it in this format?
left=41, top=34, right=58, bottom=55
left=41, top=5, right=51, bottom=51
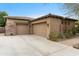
left=4, top=14, right=77, bottom=38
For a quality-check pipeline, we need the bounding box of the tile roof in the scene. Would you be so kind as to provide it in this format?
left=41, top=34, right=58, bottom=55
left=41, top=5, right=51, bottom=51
left=4, top=16, right=34, bottom=21
left=33, top=13, right=78, bottom=21
left=4, top=13, right=78, bottom=21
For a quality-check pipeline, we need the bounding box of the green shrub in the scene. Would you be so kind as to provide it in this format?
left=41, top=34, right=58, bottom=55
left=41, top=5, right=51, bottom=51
left=63, top=28, right=77, bottom=38
left=71, top=28, right=76, bottom=35
left=49, top=32, right=60, bottom=41
left=49, top=28, right=77, bottom=41
left=75, top=21, right=79, bottom=33
left=76, top=27, right=79, bottom=33
left=64, top=29, right=73, bottom=38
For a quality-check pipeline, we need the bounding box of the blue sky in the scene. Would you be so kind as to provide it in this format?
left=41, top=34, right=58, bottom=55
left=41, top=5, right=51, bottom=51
left=0, top=3, right=66, bottom=18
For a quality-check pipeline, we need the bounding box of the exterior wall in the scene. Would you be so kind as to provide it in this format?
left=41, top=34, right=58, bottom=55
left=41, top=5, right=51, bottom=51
left=69, top=21, right=75, bottom=29
left=61, top=20, right=68, bottom=32
left=5, top=16, right=76, bottom=38
left=49, top=17, right=76, bottom=34
left=49, top=17, right=61, bottom=33
left=61, top=20, right=75, bottom=32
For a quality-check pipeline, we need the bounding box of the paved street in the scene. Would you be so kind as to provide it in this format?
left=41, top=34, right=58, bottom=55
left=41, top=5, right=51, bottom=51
left=0, top=35, right=79, bottom=56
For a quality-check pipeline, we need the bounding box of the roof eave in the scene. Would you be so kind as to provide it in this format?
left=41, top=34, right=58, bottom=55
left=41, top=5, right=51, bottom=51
left=32, top=14, right=78, bottom=21
left=4, top=16, right=31, bottom=21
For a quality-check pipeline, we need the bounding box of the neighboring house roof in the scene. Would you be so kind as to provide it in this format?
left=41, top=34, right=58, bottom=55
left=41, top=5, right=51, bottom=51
left=33, top=13, right=78, bottom=21
left=4, top=16, right=34, bottom=21
left=4, top=13, right=78, bottom=21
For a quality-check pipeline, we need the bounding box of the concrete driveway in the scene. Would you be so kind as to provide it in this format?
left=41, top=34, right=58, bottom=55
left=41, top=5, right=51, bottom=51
left=0, top=35, right=79, bottom=56
left=59, top=36, right=79, bottom=47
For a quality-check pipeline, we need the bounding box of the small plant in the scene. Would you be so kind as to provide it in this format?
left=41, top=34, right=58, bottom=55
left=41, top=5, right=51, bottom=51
left=49, top=32, right=60, bottom=41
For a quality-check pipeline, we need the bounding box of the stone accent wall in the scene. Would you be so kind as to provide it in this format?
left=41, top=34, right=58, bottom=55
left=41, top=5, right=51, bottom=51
left=5, top=19, right=16, bottom=36
left=0, top=27, right=5, bottom=33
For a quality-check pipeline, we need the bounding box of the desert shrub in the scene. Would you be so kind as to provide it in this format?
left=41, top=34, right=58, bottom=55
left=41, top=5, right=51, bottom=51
left=71, top=28, right=76, bottom=35
left=49, top=32, right=60, bottom=41
left=75, top=21, right=79, bottom=33
left=64, top=29, right=73, bottom=38
left=76, top=27, right=79, bottom=33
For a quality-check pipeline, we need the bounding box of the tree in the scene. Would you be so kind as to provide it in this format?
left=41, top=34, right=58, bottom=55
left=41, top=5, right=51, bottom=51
left=63, top=3, right=79, bottom=18
left=63, top=4, right=79, bottom=34
left=0, top=11, right=8, bottom=27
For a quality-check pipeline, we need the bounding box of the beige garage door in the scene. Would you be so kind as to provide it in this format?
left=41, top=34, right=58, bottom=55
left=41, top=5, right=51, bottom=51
left=16, top=23, right=29, bottom=35
left=32, top=22, right=47, bottom=37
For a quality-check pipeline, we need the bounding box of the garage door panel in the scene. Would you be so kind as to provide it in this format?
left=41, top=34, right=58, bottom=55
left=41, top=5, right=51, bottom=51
left=16, top=24, right=29, bottom=35
left=32, top=22, right=47, bottom=37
